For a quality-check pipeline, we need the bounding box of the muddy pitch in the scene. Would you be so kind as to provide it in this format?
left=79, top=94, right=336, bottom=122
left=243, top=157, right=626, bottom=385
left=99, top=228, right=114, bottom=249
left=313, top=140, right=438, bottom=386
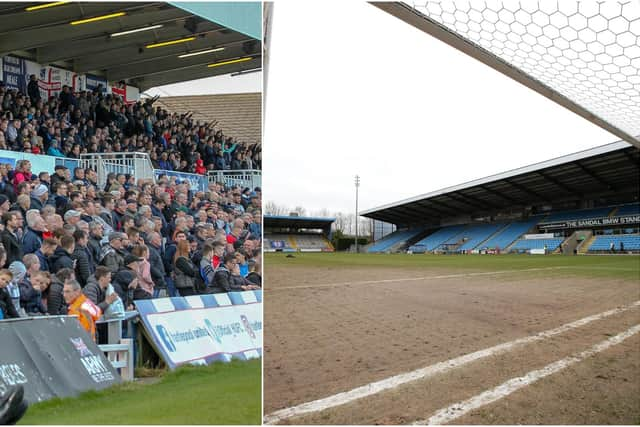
left=264, top=264, right=640, bottom=424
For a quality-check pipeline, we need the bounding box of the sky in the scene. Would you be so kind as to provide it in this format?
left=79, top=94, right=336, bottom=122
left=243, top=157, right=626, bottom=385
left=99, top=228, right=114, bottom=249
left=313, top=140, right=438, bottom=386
left=263, top=2, right=619, bottom=216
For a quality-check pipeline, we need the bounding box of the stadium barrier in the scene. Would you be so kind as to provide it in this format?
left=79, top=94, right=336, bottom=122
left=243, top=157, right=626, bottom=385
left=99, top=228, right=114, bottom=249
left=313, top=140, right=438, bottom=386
left=0, top=316, right=121, bottom=403
left=208, top=169, right=261, bottom=190
left=79, top=152, right=155, bottom=189
left=135, top=291, right=262, bottom=370
left=99, top=340, right=134, bottom=382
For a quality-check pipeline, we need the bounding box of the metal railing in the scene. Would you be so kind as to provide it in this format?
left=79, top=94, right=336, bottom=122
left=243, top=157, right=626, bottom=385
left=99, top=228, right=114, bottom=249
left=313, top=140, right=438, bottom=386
left=99, top=339, right=134, bottom=381
left=79, top=153, right=155, bottom=189
left=207, top=169, right=261, bottom=190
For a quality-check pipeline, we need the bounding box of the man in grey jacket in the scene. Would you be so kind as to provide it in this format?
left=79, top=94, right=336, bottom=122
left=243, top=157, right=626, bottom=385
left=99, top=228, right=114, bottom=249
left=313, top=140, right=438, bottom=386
left=99, top=232, right=128, bottom=273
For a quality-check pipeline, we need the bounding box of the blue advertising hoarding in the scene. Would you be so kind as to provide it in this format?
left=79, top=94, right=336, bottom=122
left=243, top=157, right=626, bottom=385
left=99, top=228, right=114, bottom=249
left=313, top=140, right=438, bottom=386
left=135, top=292, right=262, bottom=369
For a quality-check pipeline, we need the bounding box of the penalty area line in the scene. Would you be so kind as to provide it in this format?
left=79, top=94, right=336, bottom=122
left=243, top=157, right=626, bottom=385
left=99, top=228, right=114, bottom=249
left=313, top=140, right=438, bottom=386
left=419, top=323, right=640, bottom=425
left=272, top=266, right=571, bottom=291
left=263, top=300, right=640, bottom=424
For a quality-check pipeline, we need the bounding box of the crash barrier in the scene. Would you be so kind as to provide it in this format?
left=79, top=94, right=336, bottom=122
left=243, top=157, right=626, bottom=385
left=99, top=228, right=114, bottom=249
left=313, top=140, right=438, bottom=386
left=208, top=169, right=261, bottom=190
left=96, top=311, right=139, bottom=382
left=135, top=291, right=262, bottom=370
left=0, top=316, right=121, bottom=403
left=79, top=152, right=155, bottom=189
left=99, top=340, right=134, bottom=382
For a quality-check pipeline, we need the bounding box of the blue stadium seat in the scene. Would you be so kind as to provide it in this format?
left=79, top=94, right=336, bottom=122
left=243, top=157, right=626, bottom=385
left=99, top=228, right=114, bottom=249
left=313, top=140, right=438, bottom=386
left=409, top=224, right=467, bottom=252
left=481, top=217, right=541, bottom=251
left=615, top=203, right=640, bottom=217
left=368, top=228, right=424, bottom=253
left=588, top=235, right=640, bottom=251
left=510, top=238, right=563, bottom=252
left=456, top=223, right=506, bottom=252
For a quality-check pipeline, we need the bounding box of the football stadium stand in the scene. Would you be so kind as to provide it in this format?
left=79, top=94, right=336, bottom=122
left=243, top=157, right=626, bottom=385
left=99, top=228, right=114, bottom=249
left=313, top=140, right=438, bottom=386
left=264, top=216, right=335, bottom=252
left=361, top=142, right=639, bottom=256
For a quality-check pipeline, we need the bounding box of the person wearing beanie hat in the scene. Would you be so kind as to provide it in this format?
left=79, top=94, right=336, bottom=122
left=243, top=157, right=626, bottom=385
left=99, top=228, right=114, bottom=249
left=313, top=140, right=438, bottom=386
left=99, top=232, right=127, bottom=274
left=30, top=184, right=48, bottom=211
left=7, top=261, right=26, bottom=315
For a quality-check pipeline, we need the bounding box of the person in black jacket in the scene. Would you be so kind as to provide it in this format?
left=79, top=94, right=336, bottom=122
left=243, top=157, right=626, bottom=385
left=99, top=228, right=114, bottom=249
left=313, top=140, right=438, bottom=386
left=49, top=235, right=75, bottom=274
left=212, top=254, right=258, bottom=293
left=0, top=269, right=19, bottom=319
left=87, top=222, right=104, bottom=264
left=1, top=211, right=23, bottom=267
left=46, top=268, right=74, bottom=315
left=19, top=270, right=48, bottom=315
left=71, top=230, right=95, bottom=287
left=112, top=255, right=151, bottom=309
left=27, top=74, right=40, bottom=104
left=173, top=240, right=197, bottom=296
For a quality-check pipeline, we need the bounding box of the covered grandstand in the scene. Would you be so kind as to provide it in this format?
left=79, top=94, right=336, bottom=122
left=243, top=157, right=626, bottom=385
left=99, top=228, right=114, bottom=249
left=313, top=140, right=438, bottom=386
left=264, top=215, right=335, bottom=252
left=361, top=140, right=640, bottom=255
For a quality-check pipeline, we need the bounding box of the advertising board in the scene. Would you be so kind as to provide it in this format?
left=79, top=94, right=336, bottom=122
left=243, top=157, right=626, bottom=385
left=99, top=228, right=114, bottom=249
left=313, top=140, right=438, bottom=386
left=135, top=292, right=262, bottom=369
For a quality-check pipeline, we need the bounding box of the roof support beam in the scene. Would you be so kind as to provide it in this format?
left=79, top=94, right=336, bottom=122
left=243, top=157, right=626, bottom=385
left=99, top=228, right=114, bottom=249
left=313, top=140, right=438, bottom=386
left=130, top=56, right=261, bottom=91
left=478, top=185, right=520, bottom=204
left=622, top=149, right=639, bottom=166
left=0, top=2, right=151, bottom=35
left=536, top=171, right=581, bottom=197
left=73, top=25, right=228, bottom=73
left=416, top=200, right=459, bottom=216
left=0, top=4, right=168, bottom=55
left=575, top=161, right=616, bottom=192
left=105, top=38, right=253, bottom=81
left=36, top=13, right=195, bottom=63
left=504, top=179, right=549, bottom=203
left=450, top=191, right=501, bottom=210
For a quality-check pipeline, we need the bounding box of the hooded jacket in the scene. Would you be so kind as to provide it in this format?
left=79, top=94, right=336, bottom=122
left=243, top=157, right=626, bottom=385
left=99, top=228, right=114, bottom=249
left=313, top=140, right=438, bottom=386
left=49, top=247, right=74, bottom=274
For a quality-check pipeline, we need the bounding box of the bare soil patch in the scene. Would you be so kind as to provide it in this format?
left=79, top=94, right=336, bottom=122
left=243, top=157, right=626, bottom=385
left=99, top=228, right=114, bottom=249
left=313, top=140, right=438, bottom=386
left=264, top=264, right=640, bottom=424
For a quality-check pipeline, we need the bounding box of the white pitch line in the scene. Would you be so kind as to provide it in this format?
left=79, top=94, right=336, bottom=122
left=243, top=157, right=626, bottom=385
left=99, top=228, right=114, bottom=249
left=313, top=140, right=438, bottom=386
left=271, top=266, right=571, bottom=291
left=421, top=323, right=640, bottom=425
left=263, top=300, right=640, bottom=424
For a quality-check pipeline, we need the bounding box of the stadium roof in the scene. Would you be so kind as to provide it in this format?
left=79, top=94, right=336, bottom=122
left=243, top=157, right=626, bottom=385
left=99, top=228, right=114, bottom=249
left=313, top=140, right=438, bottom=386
left=0, top=2, right=261, bottom=91
left=361, top=141, right=640, bottom=226
left=265, top=215, right=336, bottom=230
left=373, top=2, right=640, bottom=147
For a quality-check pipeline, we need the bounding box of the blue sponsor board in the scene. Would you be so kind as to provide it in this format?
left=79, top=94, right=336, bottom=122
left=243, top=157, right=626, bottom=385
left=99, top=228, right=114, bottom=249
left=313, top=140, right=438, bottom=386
left=2, top=56, right=26, bottom=92
left=85, top=74, right=107, bottom=92
left=0, top=150, right=57, bottom=175
left=135, top=292, right=262, bottom=369
left=154, top=169, right=208, bottom=192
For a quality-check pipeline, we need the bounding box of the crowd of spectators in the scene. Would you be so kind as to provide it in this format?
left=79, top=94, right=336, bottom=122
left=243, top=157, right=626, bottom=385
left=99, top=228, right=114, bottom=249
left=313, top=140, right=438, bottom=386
left=0, top=79, right=261, bottom=174
left=0, top=159, right=262, bottom=341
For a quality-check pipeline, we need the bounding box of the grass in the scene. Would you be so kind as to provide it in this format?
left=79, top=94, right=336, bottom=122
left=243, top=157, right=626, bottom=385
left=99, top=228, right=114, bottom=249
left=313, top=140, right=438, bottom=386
left=265, top=252, right=640, bottom=281
left=19, top=360, right=261, bottom=425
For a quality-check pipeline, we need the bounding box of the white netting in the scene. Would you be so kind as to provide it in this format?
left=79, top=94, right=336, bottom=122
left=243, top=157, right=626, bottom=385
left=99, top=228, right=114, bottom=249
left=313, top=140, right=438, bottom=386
left=409, top=1, right=640, bottom=138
